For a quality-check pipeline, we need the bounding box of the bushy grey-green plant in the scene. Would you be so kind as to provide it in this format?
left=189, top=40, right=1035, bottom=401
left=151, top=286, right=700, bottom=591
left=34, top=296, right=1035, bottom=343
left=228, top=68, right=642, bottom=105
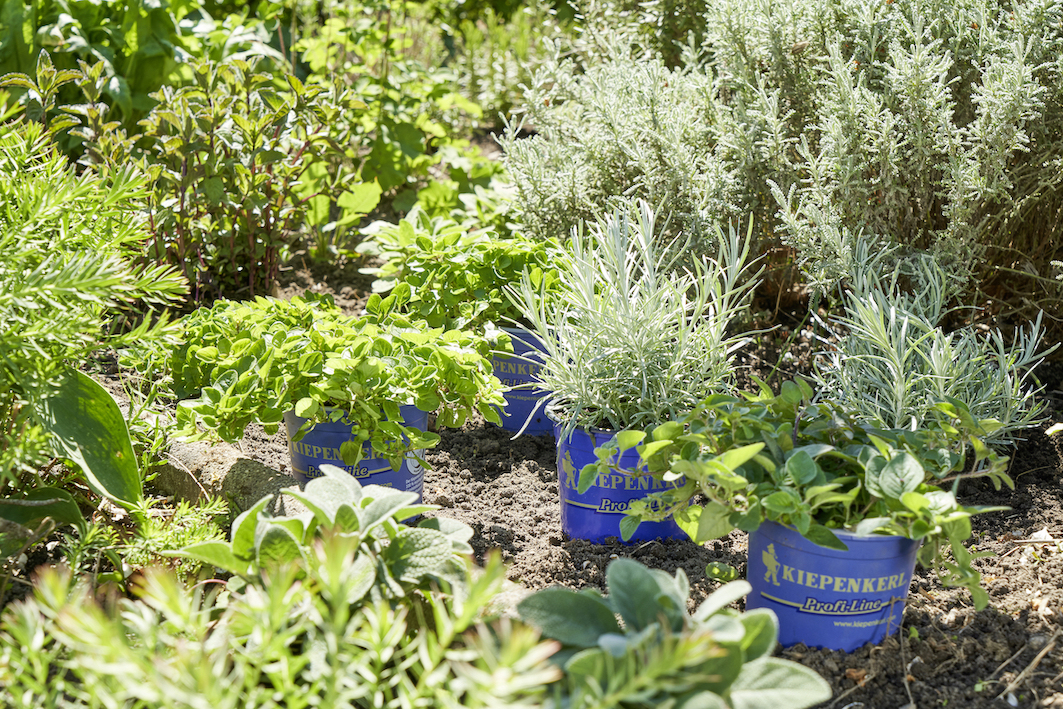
left=518, top=558, right=832, bottom=708
left=509, top=199, right=759, bottom=436
left=706, top=0, right=1063, bottom=313
left=500, top=42, right=738, bottom=256
left=508, top=0, right=1063, bottom=327
left=813, top=240, right=1055, bottom=445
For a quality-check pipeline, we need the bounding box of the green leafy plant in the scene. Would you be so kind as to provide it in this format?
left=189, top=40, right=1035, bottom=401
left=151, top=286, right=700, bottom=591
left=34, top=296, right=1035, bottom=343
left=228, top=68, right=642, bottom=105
left=0, top=0, right=280, bottom=134
left=362, top=206, right=563, bottom=329
left=588, top=380, right=1011, bottom=609
left=518, top=557, right=832, bottom=708
left=0, top=473, right=561, bottom=708
left=508, top=198, right=760, bottom=437
left=133, top=57, right=380, bottom=301
left=293, top=0, right=484, bottom=213
left=171, top=463, right=474, bottom=592
left=814, top=240, right=1056, bottom=444
left=0, top=119, right=185, bottom=508
left=132, top=287, right=505, bottom=469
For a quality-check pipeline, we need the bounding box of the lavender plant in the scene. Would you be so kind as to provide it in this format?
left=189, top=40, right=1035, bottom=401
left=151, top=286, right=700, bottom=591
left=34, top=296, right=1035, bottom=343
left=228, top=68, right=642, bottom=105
left=508, top=198, right=760, bottom=437
left=499, top=45, right=738, bottom=257
left=813, top=240, right=1055, bottom=445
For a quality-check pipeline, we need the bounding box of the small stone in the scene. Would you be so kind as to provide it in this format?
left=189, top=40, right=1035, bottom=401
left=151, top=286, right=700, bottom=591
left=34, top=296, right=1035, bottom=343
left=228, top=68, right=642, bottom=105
left=1030, top=633, right=1050, bottom=651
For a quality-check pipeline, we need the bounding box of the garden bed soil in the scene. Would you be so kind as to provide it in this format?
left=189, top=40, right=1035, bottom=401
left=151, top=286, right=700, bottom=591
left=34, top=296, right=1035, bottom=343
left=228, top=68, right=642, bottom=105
left=152, top=258, right=1063, bottom=708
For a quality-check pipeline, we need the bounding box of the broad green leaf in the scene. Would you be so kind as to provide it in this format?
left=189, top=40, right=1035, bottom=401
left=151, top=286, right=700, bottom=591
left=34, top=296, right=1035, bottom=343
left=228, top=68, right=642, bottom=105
left=727, top=658, right=832, bottom=709
left=693, top=501, right=736, bottom=543
left=693, top=580, right=752, bottom=622
left=33, top=367, right=141, bottom=507
left=782, top=450, right=819, bottom=485
left=577, top=463, right=599, bottom=494
left=606, top=558, right=669, bottom=632
left=230, top=495, right=272, bottom=559
left=615, top=430, right=646, bottom=453
left=0, top=488, right=85, bottom=534
left=876, top=452, right=924, bottom=499
left=344, top=552, right=377, bottom=605
left=674, top=692, right=729, bottom=709
left=518, top=588, right=620, bottom=647
left=294, top=397, right=318, bottom=418
left=739, top=608, right=778, bottom=661
left=383, top=527, right=452, bottom=582
left=900, top=491, right=931, bottom=514
left=255, top=524, right=305, bottom=568
left=717, top=443, right=765, bottom=470
left=619, top=514, right=642, bottom=541
left=338, top=180, right=383, bottom=214
left=802, top=525, right=847, bottom=551
left=361, top=486, right=420, bottom=533
left=169, top=541, right=251, bottom=576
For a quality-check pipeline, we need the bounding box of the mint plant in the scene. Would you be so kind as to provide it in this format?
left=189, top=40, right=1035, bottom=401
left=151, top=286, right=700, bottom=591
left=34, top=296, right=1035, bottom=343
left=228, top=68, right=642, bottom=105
left=589, top=381, right=1011, bottom=609
left=362, top=206, right=563, bottom=329
left=132, top=287, right=505, bottom=469
left=132, top=58, right=380, bottom=301
left=518, top=557, right=832, bottom=708
left=509, top=198, right=759, bottom=437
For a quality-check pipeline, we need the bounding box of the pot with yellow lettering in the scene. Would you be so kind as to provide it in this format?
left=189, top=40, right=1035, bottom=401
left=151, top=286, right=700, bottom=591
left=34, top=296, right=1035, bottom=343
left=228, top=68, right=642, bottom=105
left=594, top=379, right=1014, bottom=651
left=283, top=404, right=429, bottom=498
left=556, top=421, right=685, bottom=543
left=490, top=327, right=553, bottom=435
left=747, top=521, right=921, bottom=651
left=507, top=199, right=760, bottom=542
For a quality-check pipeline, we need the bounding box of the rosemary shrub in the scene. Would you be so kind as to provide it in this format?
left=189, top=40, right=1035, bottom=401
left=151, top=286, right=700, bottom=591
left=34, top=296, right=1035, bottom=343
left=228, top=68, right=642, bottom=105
left=509, top=199, right=759, bottom=436
left=814, top=241, right=1055, bottom=445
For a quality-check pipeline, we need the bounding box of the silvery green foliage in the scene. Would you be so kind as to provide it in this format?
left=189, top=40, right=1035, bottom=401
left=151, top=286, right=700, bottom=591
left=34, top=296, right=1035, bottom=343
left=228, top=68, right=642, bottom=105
left=510, top=199, right=759, bottom=435
left=500, top=41, right=739, bottom=256
left=171, top=464, right=473, bottom=595
left=815, top=240, right=1055, bottom=444
left=707, top=0, right=1063, bottom=302
left=518, top=558, right=832, bottom=709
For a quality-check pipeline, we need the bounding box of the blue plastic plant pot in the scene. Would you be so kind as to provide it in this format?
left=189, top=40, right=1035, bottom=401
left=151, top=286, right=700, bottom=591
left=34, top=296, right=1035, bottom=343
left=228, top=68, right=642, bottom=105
left=282, top=405, right=429, bottom=502
left=554, top=421, right=685, bottom=544
left=490, top=327, right=552, bottom=436
left=746, top=520, right=921, bottom=652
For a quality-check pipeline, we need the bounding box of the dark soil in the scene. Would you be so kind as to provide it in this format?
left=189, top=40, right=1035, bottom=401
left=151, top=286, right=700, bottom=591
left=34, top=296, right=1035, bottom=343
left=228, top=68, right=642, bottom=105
left=192, top=261, right=1063, bottom=707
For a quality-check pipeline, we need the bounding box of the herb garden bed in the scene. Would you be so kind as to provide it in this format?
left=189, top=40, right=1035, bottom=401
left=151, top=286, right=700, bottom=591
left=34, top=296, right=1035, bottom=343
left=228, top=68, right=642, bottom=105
left=244, top=263, right=1063, bottom=709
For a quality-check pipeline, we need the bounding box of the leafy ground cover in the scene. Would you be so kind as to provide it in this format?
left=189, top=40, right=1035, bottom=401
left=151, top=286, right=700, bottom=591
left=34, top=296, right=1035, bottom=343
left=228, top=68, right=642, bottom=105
left=246, top=262, right=1063, bottom=708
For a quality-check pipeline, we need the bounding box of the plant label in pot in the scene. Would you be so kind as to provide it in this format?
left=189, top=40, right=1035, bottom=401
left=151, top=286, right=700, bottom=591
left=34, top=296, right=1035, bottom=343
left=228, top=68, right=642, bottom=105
left=555, top=422, right=685, bottom=544
left=746, top=521, right=921, bottom=652
left=490, top=327, right=552, bottom=436
left=283, top=405, right=429, bottom=502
